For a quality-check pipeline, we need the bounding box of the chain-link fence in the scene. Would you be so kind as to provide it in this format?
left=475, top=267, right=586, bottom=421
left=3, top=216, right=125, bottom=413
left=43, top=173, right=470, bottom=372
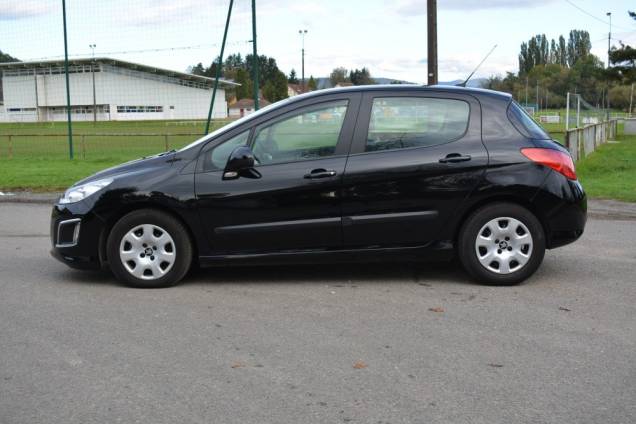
left=0, top=0, right=257, bottom=162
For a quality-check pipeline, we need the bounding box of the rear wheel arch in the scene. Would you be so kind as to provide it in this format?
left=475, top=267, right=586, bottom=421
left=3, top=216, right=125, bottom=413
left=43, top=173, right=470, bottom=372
left=453, top=195, right=548, bottom=246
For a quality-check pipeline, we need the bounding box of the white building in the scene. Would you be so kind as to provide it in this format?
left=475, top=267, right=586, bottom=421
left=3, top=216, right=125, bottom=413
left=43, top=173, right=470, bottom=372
left=0, top=58, right=238, bottom=122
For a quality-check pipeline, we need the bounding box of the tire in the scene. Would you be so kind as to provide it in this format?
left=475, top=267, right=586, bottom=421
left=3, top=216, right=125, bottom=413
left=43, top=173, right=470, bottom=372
left=458, top=202, right=545, bottom=286
left=107, top=209, right=192, bottom=288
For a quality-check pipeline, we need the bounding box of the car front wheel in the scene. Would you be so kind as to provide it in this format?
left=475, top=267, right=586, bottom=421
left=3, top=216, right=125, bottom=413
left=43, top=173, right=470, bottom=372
left=107, top=209, right=192, bottom=288
left=458, top=202, right=545, bottom=285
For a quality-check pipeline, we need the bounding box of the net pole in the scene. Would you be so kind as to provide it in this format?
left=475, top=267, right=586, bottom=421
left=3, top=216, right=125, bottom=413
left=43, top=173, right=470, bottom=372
left=204, top=0, right=234, bottom=135
left=576, top=95, right=580, bottom=128
left=62, top=0, right=74, bottom=159
left=252, top=0, right=259, bottom=111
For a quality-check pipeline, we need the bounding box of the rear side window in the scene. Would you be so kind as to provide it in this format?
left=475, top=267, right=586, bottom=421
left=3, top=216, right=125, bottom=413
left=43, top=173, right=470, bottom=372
left=508, top=101, right=550, bottom=140
left=366, top=97, right=469, bottom=152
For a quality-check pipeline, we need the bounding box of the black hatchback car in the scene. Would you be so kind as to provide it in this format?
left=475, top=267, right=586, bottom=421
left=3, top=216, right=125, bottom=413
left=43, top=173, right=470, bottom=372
left=51, top=85, right=586, bottom=288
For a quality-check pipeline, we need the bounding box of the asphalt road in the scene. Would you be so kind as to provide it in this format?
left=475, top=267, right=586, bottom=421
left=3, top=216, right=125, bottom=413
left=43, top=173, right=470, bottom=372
left=0, top=203, right=634, bottom=424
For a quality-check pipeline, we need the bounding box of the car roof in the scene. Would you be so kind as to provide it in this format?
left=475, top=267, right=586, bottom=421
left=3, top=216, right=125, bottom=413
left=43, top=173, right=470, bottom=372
left=291, top=84, right=513, bottom=103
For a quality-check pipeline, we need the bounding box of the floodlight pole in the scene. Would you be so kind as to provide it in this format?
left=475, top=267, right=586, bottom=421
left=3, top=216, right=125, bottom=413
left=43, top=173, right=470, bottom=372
left=299, top=29, right=307, bottom=88
left=205, top=0, right=234, bottom=135
left=62, top=0, right=73, bottom=159
left=252, top=0, right=259, bottom=111
left=427, top=0, right=438, bottom=85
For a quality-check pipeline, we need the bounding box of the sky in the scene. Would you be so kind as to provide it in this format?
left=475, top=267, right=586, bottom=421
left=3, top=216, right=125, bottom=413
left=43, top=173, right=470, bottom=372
left=1, top=0, right=635, bottom=84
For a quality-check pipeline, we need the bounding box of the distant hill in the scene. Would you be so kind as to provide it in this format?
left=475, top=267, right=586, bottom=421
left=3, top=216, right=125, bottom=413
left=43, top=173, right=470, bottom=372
left=310, top=76, right=486, bottom=89
left=438, top=78, right=487, bottom=88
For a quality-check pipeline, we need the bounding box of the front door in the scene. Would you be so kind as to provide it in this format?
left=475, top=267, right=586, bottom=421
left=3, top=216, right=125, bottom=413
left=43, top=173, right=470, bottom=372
left=195, top=95, right=360, bottom=254
left=341, top=91, right=488, bottom=248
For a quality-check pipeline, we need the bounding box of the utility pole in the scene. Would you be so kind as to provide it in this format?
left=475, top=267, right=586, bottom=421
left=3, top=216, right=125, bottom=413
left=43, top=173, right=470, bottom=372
left=90, top=44, right=97, bottom=124
left=251, top=0, right=259, bottom=111
left=62, top=0, right=73, bottom=159
left=525, top=76, right=528, bottom=106
left=606, top=12, right=612, bottom=69
left=427, top=0, right=438, bottom=85
left=299, top=29, right=307, bottom=88
left=536, top=80, right=539, bottom=114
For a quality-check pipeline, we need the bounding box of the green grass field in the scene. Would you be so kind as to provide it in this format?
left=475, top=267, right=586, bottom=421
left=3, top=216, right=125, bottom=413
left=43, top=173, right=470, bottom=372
left=0, top=120, right=227, bottom=190
left=576, top=133, right=636, bottom=202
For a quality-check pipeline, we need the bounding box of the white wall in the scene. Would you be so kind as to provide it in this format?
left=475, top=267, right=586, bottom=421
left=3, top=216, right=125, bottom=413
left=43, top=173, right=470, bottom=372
left=1, top=67, right=228, bottom=121
left=0, top=105, right=7, bottom=122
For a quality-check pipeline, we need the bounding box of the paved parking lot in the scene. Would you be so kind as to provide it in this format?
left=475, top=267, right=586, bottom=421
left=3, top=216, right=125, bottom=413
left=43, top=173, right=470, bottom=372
left=1, top=203, right=634, bottom=424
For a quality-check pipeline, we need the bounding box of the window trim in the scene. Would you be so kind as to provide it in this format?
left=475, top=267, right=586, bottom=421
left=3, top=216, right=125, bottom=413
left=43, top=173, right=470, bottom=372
left=361, top=95, right=470, bottom=155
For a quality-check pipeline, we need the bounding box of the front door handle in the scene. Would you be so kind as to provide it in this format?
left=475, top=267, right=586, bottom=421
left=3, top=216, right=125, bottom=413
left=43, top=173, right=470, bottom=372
left=439, top=153, right=472, bottom=163
left=304, top=169, right=337, bottom=179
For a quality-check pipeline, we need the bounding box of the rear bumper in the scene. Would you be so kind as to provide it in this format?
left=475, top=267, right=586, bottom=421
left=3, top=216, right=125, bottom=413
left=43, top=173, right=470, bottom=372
left=533, top=172, right=587, bottom=249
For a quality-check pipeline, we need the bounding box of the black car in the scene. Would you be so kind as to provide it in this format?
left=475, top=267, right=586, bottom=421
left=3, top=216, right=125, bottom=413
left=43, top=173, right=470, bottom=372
left=50, top=85, right=586, bottom=288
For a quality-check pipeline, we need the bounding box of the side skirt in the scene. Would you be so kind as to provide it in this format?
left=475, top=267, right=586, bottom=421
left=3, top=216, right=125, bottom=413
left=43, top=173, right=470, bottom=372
left=198, top=241, right=454, bottom=267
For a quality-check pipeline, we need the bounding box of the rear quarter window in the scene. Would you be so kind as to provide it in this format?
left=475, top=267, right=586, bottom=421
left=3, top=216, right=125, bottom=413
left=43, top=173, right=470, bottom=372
left=508, top=101, right=550, bottom=140
left=365, top=97, right=469, bottom=152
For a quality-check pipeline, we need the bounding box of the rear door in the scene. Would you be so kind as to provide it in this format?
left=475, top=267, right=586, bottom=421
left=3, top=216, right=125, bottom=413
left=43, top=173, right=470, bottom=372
left=194, top=93, right=361, bottom=254
left=341, top=90, right=487, bottom=248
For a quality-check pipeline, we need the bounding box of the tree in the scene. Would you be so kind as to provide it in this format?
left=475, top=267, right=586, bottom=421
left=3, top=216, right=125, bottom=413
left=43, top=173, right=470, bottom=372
left=566, top=30, right=591, bottom=67
left=234, top=68, right=253, bottom=100
left=329, top=67, right=349, bottom=86
left=0, top=49, right=19, bottom=62
left=263, top=70, right=289, bottom=102
left=609, top=11, right=636, bottom=83
left=288, top=69, right=299, bottom=84
left=307, top=75, right=317, bottom=91
left=349, top=67, right=374, bottom=85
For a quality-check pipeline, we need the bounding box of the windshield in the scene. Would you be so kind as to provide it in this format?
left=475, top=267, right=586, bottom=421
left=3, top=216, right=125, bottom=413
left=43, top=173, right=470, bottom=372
left=507, top=101, right=551, bottom=140
left=179, top=98, right=292, bottom=152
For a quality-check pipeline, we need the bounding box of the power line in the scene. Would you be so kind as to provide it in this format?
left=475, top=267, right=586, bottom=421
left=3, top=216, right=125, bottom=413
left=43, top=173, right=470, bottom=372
left=564, top=0, right=631, bottom=31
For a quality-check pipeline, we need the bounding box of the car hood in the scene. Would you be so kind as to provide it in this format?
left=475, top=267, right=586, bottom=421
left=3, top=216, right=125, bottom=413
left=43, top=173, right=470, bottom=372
left=72, top=151, right=176, bottom=187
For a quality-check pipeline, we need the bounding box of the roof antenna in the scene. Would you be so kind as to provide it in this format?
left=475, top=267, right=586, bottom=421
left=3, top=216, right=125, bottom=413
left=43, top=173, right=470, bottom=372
left=457, top=44, right=497, bottom=87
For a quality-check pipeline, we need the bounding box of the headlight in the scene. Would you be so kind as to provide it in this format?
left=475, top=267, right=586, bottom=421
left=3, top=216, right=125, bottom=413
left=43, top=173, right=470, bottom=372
left=59, top=178, right=113, bottom=204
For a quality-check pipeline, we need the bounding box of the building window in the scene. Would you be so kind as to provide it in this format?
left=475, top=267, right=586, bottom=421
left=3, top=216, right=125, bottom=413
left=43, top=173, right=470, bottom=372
left=116, top=106, right=164, bottom=113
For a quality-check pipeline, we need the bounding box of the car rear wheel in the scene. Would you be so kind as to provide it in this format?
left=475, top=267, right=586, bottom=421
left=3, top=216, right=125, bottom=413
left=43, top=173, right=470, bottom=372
left=107, top=209, right=192, bottom=288
left=458, top=202, right=545, bottom=285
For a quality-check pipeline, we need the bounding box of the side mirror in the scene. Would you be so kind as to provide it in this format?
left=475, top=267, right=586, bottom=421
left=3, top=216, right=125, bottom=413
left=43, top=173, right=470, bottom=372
left=223, top=146, right=257, bottom=180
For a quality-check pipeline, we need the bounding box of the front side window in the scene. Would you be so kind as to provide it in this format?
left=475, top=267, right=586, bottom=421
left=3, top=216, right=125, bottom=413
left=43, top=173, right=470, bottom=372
left=205, top=130, right=250, bottom=171
left=366, top=97, right=469, bottom=152
left=252, top=100, right=349, bottom=165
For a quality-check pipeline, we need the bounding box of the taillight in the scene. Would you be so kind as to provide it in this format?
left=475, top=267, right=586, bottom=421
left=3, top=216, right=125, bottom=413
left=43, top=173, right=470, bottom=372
left=521, top=148, right=577, bottom=180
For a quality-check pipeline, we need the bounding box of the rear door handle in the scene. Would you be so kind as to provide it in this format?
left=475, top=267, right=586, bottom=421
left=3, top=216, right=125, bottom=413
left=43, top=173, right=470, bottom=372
left=439, top=153, right=472, bottom=163
left=304, top=169, right=337, bottom=179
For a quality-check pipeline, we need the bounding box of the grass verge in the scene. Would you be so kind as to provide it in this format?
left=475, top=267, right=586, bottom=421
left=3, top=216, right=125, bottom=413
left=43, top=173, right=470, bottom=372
left=575, top=133, right=636, bottom=202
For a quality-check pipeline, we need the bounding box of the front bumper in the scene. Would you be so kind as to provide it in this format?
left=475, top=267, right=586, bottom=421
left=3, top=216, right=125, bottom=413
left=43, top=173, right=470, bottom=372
left=50, top=202, right=105, bottom=270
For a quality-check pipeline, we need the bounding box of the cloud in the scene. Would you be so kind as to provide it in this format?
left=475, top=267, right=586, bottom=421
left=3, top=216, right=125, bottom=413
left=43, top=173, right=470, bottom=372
left=395, top=0, right=558, bottom=15
left=0, top=0, right=55, bottom=21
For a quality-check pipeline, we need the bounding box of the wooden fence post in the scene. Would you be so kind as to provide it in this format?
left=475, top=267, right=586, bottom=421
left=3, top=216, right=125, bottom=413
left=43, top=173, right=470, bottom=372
left=164, top=134, right=169, bottom=151
left=81, top=135, right=86, bottom=160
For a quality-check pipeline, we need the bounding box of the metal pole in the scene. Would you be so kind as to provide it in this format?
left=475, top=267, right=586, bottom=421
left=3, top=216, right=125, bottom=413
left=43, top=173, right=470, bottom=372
left=299, top=29, right=307, bottom=88
left=606, top=12, right=612, bottom=69
left=576, top=94, right=581, bottom=128
left=205, top=0, right=234, bottom=135
left=251, top=0, right=259, bottom=111
left=90, top=44, right=97, bottom=124
left=427, top=0, right=438, bottom=85
left=62, top=0, right=73, bottom=159
left=535, top=81, right=539, bottom=114
left=525, top=76, right=528, bottom=106
left=34, top=69, right=40, bottom=122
